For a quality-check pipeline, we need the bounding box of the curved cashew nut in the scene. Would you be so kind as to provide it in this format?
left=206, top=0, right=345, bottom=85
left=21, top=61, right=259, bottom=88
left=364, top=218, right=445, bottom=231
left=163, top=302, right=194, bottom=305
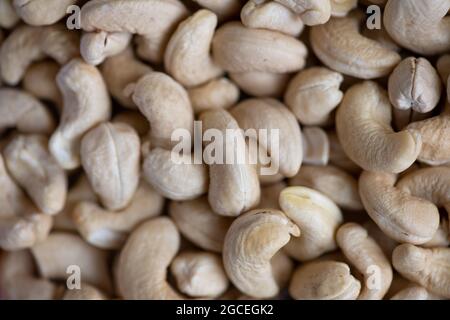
left=273, top=0, right=331, bottom=25
left=393, top=244, right=450, bottom=298
left=310, top=14, right=401, bottom=79
left=384, top=0, right=450, bottom=55
left=230, top=71, right=291, bottom=97
left=63, top=283, right=106, bottom=300
left=336, top=81, right=422, bottom=173
left=336, top=222, right=393, bottom=300
left=112, top=111, right=149, bottom=137
left=80, top=31, right=132, bottom=66
left=223, top=209, right=300, bottom=298
left=192, top=0, right=242, bottom=21
left=165, top=9, right=223, bottom=87
left=279, top=186, right=343, bottom=261
left=391, top=285, right=444, bottom=300
left=302, top=126, right=329, bottom=166
left=13, top=0, right=78, bottom=26
left=289, top=260, right=361, bottom=300
left=49, top=59, right=111, bottom=170
left=116, top=217, right=183, bottom=299
left=0, top=0, right=19, bottom=28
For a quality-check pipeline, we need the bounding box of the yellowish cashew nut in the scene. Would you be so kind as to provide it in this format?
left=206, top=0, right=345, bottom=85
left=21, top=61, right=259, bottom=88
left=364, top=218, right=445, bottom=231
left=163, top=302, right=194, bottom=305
left=169, top=197, right=233, bottom=253
left=336, top=81, right=422, bottom=173
left=230, top=71, right=291, bottom=98
left=165, top=9, right=223, bottom=87
left=81, top=122, right=140, bottom=211
left=393, top=244, right=450, bottom=299
left=0, top=88, right=55, bottom=135
left=391, top=285, right=444, bottom=300
left=302, top=126, right=329, bottom=166
left=0, top=0, right=19, bottom=29
left=330, top=0, right=357, bottom=17
left=289, top=260, right=361, bottom=300
left=63, top=283, right=107, bottom=300
left=13, top=0, right=79, bottom=26
left=285, top=67, right=344, bottom=126
left=279, top=186, right=343, bottom=261
left=273, top=0, right=331, bottom=25
left=336, top=222, right=393, bottom=300
left=112, top=111, right=150, bottom=137
left=171, top=251, right=229, bottom=298
left=3, top=134, right=67, bottom=215
left=80, top=31, right=132, bottom=66
left=192, top=0, right=242, bottom=21
left=49, top=59, right=111, bottom=170
left=223, top=209, right=300, bottom=298
left=388, top=57, right=442, bottom=113
left=72, top=180, right=164, bottom=249
left=384, top=0, right=450, bottom=55
left=116, top=217, right=183, bottom=299
left=310, top=15, right=401, bottom=79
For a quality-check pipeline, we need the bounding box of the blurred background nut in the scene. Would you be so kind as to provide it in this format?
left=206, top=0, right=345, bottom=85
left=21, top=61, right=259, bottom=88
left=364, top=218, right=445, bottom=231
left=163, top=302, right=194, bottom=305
left=0, top=0, right=19, bottom=29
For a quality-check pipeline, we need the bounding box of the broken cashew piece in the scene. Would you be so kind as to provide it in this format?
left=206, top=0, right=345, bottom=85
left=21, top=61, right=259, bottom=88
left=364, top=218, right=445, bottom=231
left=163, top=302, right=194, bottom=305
left=80, top=31, right=132, bottom=66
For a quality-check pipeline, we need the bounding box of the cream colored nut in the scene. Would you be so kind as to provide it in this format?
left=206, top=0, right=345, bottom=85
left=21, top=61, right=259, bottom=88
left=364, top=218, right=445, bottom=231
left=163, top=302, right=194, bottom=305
left=0, top=0, right=19, bottom=28
left=193, top=0, right=242, bottom=21
left=285, top=67, right=344, bottom=126
left=359, top=171, right=440, bottom=244
left=81, top=0, right=189, bottom=64
left=230, top=71, right=290, bottom=97
left=49, top=59, right=111, bottom=170
left=13, top=0, right=79, bottom=26
left=143, top=147, right=209, bottom=201
left=0, top=24, right=79, bottom=85
left=63, top=283, right=106, bottom=300
left=388, top=57, right=442, bottom=113
left=241, top=0, right=304, bottom=36
left=212, top=22, right=308, bottom=73
left=336, top=222, right=393, bottom=300
left=4, top=134, right=67, bottom=215
left=112, top=111, right=150, bottom=137
left=32, top=233, right=113, bottom=294
left=231, top=98, right=303, bottom=177
left=80, top=31, right=132, bottom=66
left=279, top=186, right=343, bottom=261
left=330, top=0, right=357, bottom=17
left=0, top=88, right=55, bottom=135
left=391, top=285, right=444, bottom=300
left=188, top=77, right=240, bottom=114
left=259, top=181, right=286, bottom=209
left=384, top=0, right=450, bottom=55
left=436, top=54, right=450, bottom=85
left=101, top=47, right=152, bottom=109
left=327, top=131, right=360, bottom=174
left=302, top=126, right=329, bottom=166
left=223, top=209, right=300, bottom=298
left=273, top=0, right=331, bottom=25
left=165, top=9, right=223, bottom=87
left=116, top=217, right=183, bottom=299
left=393, top=244, right=450, bottom=298
left=131, top=71, right=194, bottom=149
left=336, top=81, right=421, bottom=173
left=171, top=251, right=229, bottom=298
left=72, top=180, right=164, bottom=249
left=169, top=197, right=233, bottom=253
left=0, top=250, right=58, bottom=300
left=289, top=165, right=363, bottom=211
left=199, top=109, right=261, bottom=217
left=289, top=260, right=361, bottom=300
left=310, top=15, right=401, bottom=79
left=81, top=122, right=140, bottom=211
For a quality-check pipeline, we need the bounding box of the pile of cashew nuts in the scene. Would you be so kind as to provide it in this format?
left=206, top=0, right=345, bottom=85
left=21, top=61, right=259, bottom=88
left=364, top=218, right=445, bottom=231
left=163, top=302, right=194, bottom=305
left=0, top=0, right=449, bottom=300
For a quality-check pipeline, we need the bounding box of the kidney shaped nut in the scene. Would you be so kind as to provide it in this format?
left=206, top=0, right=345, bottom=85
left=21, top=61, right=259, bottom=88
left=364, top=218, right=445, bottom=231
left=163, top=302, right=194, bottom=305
left=81, top=122, right=140, bottom=211
left=63, top=283, right=107, bottom=300
left=212, top=22, right=307, bottom=74
left=302, top=126, right=329, bottom=166
left=388, top=57, right=442, bottom=113
left=0, top=0, right=19, bottom=29
left=171, top=251, right=229, bottom=298
left=80, top=31, right=132, bottom=66
left=49, top=59, right=111, bottom=170
left=337, top=223, right=393, bottom=300
left=336, top=81, right=422, bottom=173
left=116, top=217, right=183, bottom=299
left=0, top=88, right=55, bottom=135
left=393, top=244, right=450, bottom=299
left=230, top=71, right=291, bottom=98
left=311, top=15, right=401, bottom=79
left=223, top=209, right=300, bottom=298
left=289, top=260, right=361, bottom=300
left=0, top=24, right=79, bottom=85
left=384, top=0, right=450, bottom=55
left=279, top=186, right=343, bottom=261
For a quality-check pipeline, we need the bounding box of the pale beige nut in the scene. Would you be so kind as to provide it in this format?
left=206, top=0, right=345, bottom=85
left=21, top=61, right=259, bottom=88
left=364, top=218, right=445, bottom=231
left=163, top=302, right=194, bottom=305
left=81, top=122, right=140, bottom=211
left=327, top=131, right=360, bottom=174
left=302, top=126, right=329, bottom=166
left=0, top=0, right=19, bottom=28
left=279, top=186, right=343, bottom=261
left=285, top=67, right=343, bottom=126
left=171, top=251, right=229, bottom=298
left=336, top=81, right=422, bottom=173
left=112, top=111, right=150, bottom=137
left=289, top=165, right=363, bottom=211
left=49, top=59, right=111, bottom=170
left=116, top=217, right=183, bottom=299
left=391, top=285, right=444, bottom=300
left=13, top=0, right=79, bottom=26
left=63, top=283, right=107, bottom=300
left=258, top=181, right=286, bottom=209
left=330, top=0, right=357, bottom=17
left=393, top=244, right=450, bottom=298
left=273, top=0, right=331, bottom=25
left=436, top=54, right=450, bottom=84
left=72, top=180, right=164, bottom=249
left=169, top=197, right=233, bottom=253
left=310, top=14, right=401, bottom=79
left=289, top=260, right=361, bottom=300
left=80, top=31, right=132, bottom=66
left=229, top=71, right=290, bottom=97
left=388, top=57, right=442, bottom=113
left=223, top=209, right=300, bottom=298
left=192, top=0, right=242, bottom=21
left=336, top=222, right=393, bottom=300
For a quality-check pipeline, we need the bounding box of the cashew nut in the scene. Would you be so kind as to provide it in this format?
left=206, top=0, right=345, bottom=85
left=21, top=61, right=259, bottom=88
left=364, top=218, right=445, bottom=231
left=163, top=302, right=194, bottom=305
left=0, top=0, right=19, bottom=28
left=13, top=0, right=79, bottom=26
left=302, top=126, right=329, bottom=166
left=80, top=31, right=132, bottom=66
left=330, top=0, right=357, bottom=17
left=229, top=71, right=291, bottom=97
left=273, top=0, right=331, bottom=25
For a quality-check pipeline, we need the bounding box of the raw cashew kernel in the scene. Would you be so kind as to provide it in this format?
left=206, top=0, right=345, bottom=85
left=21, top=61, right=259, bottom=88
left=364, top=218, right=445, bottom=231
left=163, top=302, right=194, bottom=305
left=302, top=126, right=329, bottom=166
left=80, top=31, right=132, bottom=66
left=13, top=0, right=79, bottom=26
